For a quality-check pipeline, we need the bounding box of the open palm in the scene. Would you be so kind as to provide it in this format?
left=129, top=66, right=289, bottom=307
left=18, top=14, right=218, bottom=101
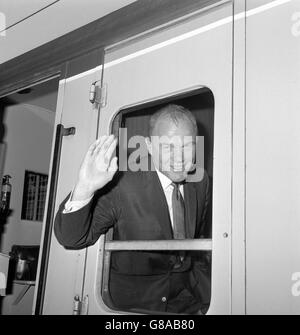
left=73, top=135, right=118, bottom=201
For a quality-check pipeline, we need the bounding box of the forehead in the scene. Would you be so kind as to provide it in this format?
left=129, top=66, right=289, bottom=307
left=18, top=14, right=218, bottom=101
left=153, top=117, right=195, bottom=138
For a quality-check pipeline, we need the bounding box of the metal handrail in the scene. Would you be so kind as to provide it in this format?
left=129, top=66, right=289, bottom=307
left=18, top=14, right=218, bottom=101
left=104, top=238, right=212, bottom=251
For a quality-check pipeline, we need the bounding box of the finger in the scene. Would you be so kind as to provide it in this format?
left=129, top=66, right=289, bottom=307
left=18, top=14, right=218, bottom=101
left=93, top=135, right=111, bottom=155
left=108, top=156, right=118, bottom=174
left=99, top=134, right=115, bottom=155
left=104, top=138, right=118, bottom=163
left=87, top=138, right=103, bottom=156
left=95, top=134, right=114, bottom=155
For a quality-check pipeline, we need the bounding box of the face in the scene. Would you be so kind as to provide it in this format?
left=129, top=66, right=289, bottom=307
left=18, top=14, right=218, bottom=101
left=146, top=117, right=196, bottom=183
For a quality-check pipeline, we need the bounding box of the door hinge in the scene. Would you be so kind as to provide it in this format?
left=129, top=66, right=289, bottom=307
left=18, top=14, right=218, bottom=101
left=73, top=294, right=89, bottom=315
left=89, top=81, right=107, bottom=107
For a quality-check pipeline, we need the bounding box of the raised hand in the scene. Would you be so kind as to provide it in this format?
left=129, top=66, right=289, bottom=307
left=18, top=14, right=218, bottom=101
left=72, top=135, right=118, bottom=201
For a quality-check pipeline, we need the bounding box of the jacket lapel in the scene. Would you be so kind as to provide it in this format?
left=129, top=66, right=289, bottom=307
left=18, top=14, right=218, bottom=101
left=144, top=171, right=198, bottom=239
left=141, top=155, right=197, bottom=239
left=144, top=170, right=173, bottom=239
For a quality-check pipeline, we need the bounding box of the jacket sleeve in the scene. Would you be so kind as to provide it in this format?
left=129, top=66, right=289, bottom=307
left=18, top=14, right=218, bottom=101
left=54, top=183, right=120, bottom=249
left=189, top=170, right=211, bottom=309
left=195, top=170, right=211, bottom=238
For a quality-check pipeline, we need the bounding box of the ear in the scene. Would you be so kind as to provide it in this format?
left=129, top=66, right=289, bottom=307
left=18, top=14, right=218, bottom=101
left=145, top=137, right=153, bottom=156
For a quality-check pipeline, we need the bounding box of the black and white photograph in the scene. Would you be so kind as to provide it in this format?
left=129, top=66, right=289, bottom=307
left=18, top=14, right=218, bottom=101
left=0, top=0, right=299, bottom=318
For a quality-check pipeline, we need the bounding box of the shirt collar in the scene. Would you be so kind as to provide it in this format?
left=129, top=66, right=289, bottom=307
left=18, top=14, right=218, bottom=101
left=155, top=167, right=173, bottom=191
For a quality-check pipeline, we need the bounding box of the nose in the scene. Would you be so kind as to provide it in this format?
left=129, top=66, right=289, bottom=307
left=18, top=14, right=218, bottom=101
left=172, top=152, right=184, bottom=164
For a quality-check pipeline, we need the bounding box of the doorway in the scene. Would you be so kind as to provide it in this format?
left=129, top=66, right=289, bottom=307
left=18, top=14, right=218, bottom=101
left=0, top=77, right=59, bottom=315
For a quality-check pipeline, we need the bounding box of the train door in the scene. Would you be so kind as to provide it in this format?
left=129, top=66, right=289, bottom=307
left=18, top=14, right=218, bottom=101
left=245, top=0, right=300, bottom=314
left=33, top=52, right=104, bottom=314
left=82, top=1, right=234, bottom=315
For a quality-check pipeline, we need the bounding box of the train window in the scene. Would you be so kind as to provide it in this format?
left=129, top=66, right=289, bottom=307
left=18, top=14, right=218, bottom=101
left=101, top=88, right=214, bottom=314
left=21, top=170, right=48, bottom=221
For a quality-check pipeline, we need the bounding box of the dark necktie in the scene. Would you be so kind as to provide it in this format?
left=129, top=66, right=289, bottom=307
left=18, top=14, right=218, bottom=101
left=171, top=182, right=186, bottom=239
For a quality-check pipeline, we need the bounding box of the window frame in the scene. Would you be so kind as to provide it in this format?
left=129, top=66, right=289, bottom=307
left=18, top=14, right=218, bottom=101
left=100, top=88, right=214, bottom=314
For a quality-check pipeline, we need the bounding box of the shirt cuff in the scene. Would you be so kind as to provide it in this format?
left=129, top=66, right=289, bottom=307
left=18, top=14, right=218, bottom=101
left=63, top=191, right=93, bottom=214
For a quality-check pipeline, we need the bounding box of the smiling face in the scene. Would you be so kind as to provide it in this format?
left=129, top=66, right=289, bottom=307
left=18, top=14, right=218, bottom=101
left=146, top=113, right=197, bottom=183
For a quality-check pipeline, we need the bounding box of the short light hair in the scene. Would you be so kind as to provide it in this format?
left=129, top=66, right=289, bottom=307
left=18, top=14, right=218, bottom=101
left=149, top=104, right=198, bottom=136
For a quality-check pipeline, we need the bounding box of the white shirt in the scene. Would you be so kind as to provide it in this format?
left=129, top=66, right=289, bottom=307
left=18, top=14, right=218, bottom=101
left=154, top=168, right=184, bottom=229
left=63, top=169, right=184, bottom=229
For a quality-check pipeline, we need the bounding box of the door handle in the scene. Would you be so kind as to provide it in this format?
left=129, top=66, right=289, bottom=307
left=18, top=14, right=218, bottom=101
left=34, top=124, right=76, bottom=314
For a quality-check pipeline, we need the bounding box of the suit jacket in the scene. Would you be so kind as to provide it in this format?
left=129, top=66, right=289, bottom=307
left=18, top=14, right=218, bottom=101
left=54, top=167, right=211, bottom=313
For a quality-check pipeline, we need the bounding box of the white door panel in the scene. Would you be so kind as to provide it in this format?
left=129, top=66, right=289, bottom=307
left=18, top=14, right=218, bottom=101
left=39, top=70, right=101, bottom=314
left=246, top=0, right=300, bottom=315
left=84, top=2, right=233, bottom=315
